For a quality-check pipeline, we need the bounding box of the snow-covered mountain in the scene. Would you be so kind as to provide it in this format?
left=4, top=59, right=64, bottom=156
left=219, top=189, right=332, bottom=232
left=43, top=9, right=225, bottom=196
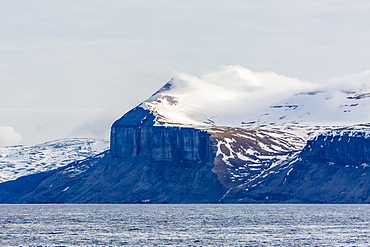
left=1, top=66, right=370, bottom=203
left=0, top=138, right=109, bottom=183
left=143, top=66, right=370, bottom=139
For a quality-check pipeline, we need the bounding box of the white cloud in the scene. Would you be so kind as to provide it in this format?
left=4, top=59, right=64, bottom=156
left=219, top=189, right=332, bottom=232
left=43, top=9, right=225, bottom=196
left=145, top=65, right=370, bottom=129
left=145, top=65, right=319, bottom=126
left=323, top=70, right=370, bottom=92
left=0, top=126, right=23, bottom=147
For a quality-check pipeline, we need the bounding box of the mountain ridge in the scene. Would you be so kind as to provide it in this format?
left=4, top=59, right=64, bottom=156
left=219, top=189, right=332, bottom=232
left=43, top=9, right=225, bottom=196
left=0, top=138, right=109, bottom=183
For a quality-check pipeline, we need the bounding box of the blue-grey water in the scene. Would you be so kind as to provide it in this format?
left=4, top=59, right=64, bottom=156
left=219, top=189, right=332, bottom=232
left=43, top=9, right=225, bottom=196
left=1, top=204, right=370, bottom=246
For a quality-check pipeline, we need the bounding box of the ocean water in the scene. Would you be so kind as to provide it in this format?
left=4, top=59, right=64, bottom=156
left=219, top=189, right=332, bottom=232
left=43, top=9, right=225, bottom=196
left=1, top=204, right=370, bottom=246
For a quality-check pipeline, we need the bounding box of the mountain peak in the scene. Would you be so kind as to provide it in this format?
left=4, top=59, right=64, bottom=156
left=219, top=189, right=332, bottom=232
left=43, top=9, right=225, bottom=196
left=138, top=66, right=370, bottom=139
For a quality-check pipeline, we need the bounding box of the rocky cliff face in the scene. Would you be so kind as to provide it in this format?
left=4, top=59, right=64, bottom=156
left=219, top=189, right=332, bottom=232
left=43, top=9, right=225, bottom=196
left=111, top=106, right=213, bottom=161
left=302, top=130, right=370, bottom=165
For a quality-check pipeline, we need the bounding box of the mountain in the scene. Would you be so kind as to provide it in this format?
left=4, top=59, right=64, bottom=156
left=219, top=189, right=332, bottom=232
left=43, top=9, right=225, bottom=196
left=1, top=66, right=370, bottom=203
left=221, top=125, right=370, bottom=203
left=0, top=138, right=109, bottom=183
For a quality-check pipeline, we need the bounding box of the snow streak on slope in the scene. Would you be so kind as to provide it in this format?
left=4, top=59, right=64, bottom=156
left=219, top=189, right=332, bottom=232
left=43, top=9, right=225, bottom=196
left=208, top=127, right=305, bottom=189
left=0, top=138, right=109, bottom=183
left=143, top=66, right=370, bottom=139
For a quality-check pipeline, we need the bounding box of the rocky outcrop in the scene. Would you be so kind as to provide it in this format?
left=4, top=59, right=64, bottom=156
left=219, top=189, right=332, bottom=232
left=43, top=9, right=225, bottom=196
left=110, top=107, right=212, bottom=161
left=302, top=130, right=370, bottom=165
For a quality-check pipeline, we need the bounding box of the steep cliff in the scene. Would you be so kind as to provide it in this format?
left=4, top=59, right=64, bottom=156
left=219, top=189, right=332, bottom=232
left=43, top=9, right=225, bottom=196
left=110, top=106, right=212, bottom=161
left=302, top=129, right=370, bottom=165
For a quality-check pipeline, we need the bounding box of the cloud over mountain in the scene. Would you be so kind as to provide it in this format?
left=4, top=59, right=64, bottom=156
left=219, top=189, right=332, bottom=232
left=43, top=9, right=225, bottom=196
left=144, top=65, right=370, bottom=129
left=0, top=126, right=22, bottom=147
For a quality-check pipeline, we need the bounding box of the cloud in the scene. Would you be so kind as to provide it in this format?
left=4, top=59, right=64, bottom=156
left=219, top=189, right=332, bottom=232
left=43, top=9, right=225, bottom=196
left=72, top=109, right=125, bottom=139
left=0, top=107, right=111, bottom=146
left=0, top=126, right=23, bottom=147
left=145, top=65, right=370, bottom=128
left=145, top=65, right=319, bottom=126
left=323, top=70, right=370, bottom=92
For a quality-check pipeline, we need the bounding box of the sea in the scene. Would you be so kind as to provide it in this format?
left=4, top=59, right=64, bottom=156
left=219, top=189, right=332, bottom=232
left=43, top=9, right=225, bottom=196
left=1, top=204, right=370, bottom=246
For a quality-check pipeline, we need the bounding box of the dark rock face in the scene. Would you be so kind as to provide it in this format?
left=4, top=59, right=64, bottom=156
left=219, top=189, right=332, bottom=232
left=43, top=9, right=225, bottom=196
left=302, top=131, right=370, bottom=165
left=229, top=131, right=370, bottom=203
left=110, top=107, right=213, bottom=161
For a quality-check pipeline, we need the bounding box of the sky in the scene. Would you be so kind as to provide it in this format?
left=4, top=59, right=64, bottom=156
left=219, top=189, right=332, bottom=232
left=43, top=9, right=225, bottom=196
left=1, top=0, right=370, bottom=146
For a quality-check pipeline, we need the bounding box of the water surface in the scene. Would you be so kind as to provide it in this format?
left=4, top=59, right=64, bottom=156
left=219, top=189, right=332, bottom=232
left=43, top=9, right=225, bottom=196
left=1, top=204, right=370, bottom=246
